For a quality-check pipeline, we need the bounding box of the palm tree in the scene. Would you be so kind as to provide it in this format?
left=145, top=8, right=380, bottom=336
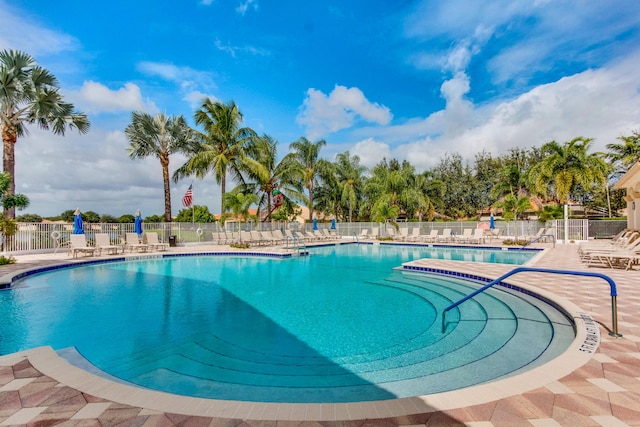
left=125, top=112, right=195, bottom=222
left=289, top=136, right=327, bottom=221
left=334, top=152, right=366, bottom=222
left=528, top=137, right=609, bottom=204
left=0, top=49, right=90, bottom=218
left=223, top=191, right=258, bottom=233
left=370, top=198, right=400, bottom=234
left=494, top=194, right=531, bottom=239
left=606, top=131, right=640, bottom=175
left=238, top=134, right=304, bottom=221
left=173, top=99, right=256, bottom=213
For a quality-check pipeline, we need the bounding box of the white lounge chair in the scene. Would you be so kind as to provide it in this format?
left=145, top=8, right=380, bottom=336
left=146, top=232, right=169, bottom=251
left=436, top=228, right=452, bottom=243
left=453, top=228, right=473, bottom=243
left=407, top=228, right=421, bottom=241
left=95, top=233, right=123, bottom=255
left=421, top=229, right=439, bottom=243
left=397, top=228, right=409, bottom=241
left=69, top=234, right=97, bottom=258
left=125, top=233, right=148, bottom=253
left=468, top=228, right=486, bottom=244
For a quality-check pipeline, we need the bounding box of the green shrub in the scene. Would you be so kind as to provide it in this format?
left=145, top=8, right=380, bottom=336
left=0, top=255, right=16, bottom=265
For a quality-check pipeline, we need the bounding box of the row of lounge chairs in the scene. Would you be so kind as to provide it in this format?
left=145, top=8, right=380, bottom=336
left=68, top=232, right=168, bottom=258
left=358, top=227, right=488, bottom=244
left=579, top=229, right=640, bottom=270
left=212, top=228, right=340, bottom=247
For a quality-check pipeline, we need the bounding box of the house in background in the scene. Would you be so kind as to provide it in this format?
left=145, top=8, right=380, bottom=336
left=613, top=160, right=640, bottom=229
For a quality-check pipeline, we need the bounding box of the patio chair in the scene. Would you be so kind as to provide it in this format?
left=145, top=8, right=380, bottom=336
left=468, top=228, right=486, bottom=245
left=125, top=232, right=148, bottom=253
left=420, top=229, right=439, bottom=243
left=397, top=228, right=410, bottom=241
left=436, top=228, right=452, bottom=243
left=69, top=234, right=97, bottom=258
left=95, top=233, right=123, bottom=255
left=407, top=228, right=421, bottom=241
left=271, top=229, right=286, bottom=244
left=146, top=232, right=169, bottom=251
left=322, top=229, right=336, bottom=240
left=452, top=228, right=473, bottom=243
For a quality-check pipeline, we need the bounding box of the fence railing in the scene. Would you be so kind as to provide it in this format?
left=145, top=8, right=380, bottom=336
left=2, top=219, right=627, bottom=255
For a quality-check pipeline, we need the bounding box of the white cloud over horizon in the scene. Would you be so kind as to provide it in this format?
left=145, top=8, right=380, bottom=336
left=71, top=81, right=157, bottom=114
left=297, top=85, right=393, bottom=140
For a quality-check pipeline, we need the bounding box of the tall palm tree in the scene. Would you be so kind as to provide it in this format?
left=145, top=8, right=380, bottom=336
left=125, top=112, right=195, bottom=222
left=606, top=131, right=640, bottom=175
left=289, top=136, right=327, bottom=221
left=0, top=49, right=90, bottom=218
left=238, top=134, right=304, bottom=221
left=173, top=99, right=256, bottom=213
left=334, top=151, right=366, bottom=222
left=528, top=137, right=609, bottom=204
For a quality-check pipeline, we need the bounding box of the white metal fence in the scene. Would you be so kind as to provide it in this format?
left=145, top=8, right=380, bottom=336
left=2, top=219, right=626, bottom=255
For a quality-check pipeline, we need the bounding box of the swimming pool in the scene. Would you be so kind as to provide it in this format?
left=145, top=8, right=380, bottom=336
left=0, top=244, right=573, bottom=403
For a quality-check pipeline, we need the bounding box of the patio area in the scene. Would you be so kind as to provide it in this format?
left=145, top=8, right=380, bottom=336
left=0, top=242, right=639, bottom=426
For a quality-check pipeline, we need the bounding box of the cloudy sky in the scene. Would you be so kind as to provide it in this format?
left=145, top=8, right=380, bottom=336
left=2, top=0, right=640, bottom=217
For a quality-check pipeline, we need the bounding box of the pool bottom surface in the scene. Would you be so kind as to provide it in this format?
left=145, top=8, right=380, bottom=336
left=1, top=245, right=573, bottom=403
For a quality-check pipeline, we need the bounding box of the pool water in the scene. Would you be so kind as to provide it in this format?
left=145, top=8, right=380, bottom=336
left=0, top=244, right=573, bottom=403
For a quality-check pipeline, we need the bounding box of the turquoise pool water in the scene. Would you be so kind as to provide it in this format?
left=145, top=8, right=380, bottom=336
left=0, top=244, right=572, bottom=403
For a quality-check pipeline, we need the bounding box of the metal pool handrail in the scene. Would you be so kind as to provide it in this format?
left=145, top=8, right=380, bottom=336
left=520, top=234, right=556, bottom=249
left=442, top=267, right=621, bottom=337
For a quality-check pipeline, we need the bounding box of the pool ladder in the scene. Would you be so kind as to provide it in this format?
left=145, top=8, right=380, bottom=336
left=441, top=267, right=621, bottom=337
left=285, top=235, right=307, bottom=256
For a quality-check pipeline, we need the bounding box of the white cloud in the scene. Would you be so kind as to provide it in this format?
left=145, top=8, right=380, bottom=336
left=214, top=39, right=270, bottom=58
left=371, top=52, right=640, bottom=171
left=350, top=138, right=391, bottom=169
left=236, top=0, right=258, bottom=15
left=183, top=91, right=220, bottom=109
left=297, top=85, right=393, bottom=140
left=71, top=81, right=157, bottom=114
left=137, top=61, right=217, bottom=92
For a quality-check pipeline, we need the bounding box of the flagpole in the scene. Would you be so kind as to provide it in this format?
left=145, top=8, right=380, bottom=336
left=191, top=182, right=195, bottom=225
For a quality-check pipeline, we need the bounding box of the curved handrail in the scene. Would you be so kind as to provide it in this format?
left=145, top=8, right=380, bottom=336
left=442, top=267, right=621, bottom=337
left=285, top=235, right=306, bottom=254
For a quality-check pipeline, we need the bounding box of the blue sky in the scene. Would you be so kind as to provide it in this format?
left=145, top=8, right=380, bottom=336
left=2, top=0, right=640, bottom=217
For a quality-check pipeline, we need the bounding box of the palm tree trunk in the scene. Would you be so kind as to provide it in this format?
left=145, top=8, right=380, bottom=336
left=220, top=173, right=226, bottom=213
left=2, top=125, right=17, bottom=219
left=161, top=154, right=172, bottom=222
left=308, top=184, right=313, bottom=222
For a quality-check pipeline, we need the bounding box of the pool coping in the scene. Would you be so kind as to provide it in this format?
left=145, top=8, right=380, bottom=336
left=0, top=245, right=595, bottom=422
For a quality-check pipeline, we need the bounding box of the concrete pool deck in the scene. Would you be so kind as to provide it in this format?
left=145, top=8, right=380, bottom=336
left=0, top=242, right=639, bottom=426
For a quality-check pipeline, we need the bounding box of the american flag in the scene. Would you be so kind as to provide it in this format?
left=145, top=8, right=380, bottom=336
left=182, top=184, right=193, bottom=207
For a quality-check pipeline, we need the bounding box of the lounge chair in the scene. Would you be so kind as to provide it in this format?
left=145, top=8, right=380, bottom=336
left=146, top=232, right=169, bottom=251
left=125, top=232, right=148, bottom=253
left=313, top=230, right=328, bottom=241
left=95, top=233, right=123, bottom=255
left=322, top=229, right=336, bottom=240
left=468, top=228, right=486, bottom=244
left=453, top=228, right=473, bottom=243
left=260, top=230, right=277, bottom=245
left=407, top=228, right=421, bottom=241
left=358, top=229, right=368, bottom=240
left=421, top=229, right=439, bottom=243
left=525, top=228, right=546, bottom=242
left=250, top=230, right=267, bottom=245
left=436, top=228, right=452, bottom=243
left=386, top=227, right=397, bottom=239
left=397, top=228, right=410, bottom=241
left=270, top=230, right=286, bottom=244
left=370, top=228, right=380, bottom=240
left=69, top=234, right=97, bottom=258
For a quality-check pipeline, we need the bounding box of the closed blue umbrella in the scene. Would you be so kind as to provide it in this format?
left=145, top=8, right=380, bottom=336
left=312, top=218, right=318, bottom=230
left=134, top=210, right=143, bottom=236
left=72, top=209, right=84, bottom=234
left=330, top=218, right=336, bottom=230
left=489, top=214, right=495, bottom=229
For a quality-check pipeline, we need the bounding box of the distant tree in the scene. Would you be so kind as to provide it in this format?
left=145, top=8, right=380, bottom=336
left=370, top=198, right=400, bottom=232
left=432, top=153, right=480, bottom=219
left=0, top=50, right=90, bottom=218
left=289, top=136, right=327, bottom=221
left=144, top=214, right=164, bottom=223
left=118, top=214, right=135, bottom=223
left=83, top=211, right=100, bottom=223
left=59, top=210, right=75, bottom=222
left=175, top=205, right=216, bottom=222
left=100, top=214, right=118, bottom=223
left=0, top=172, right=29, bottom=250
left=16, top=213, right=42, bottom=222
left=125, top=112, right=195, bottom=222
left=528, top=137, right=609, bottom=204
left=223, top=191, right=258, bottom=232
left=536, top=204, right=564, bottom=222
left=494, top=194, right=532, bottom=238
left=605, top=130, right=640, bottom=176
